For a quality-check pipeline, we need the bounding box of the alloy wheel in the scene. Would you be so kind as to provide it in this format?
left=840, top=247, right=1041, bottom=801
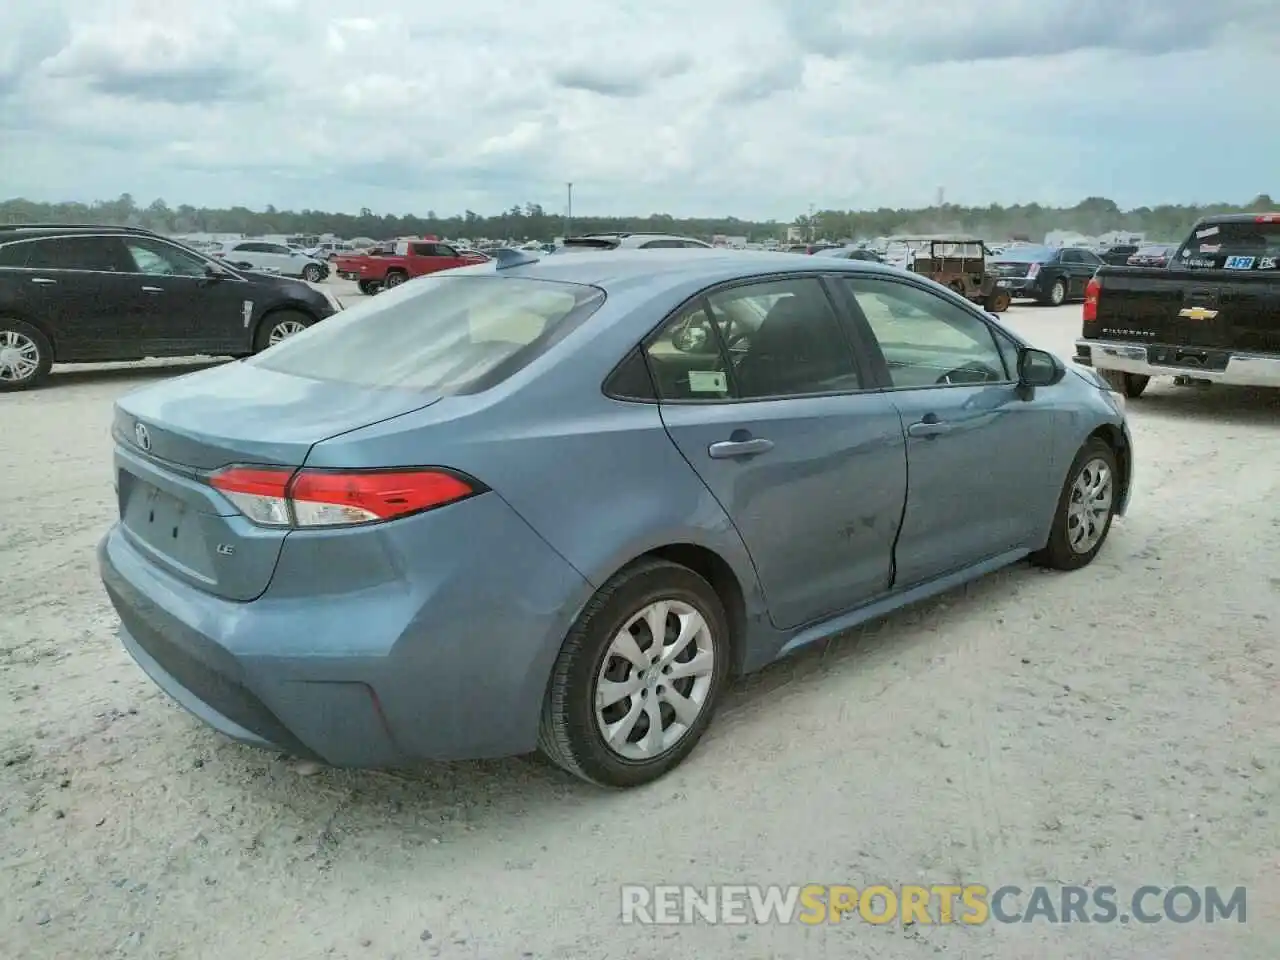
left=593, top=600, right=716, bottom=761
left=0, top=330, right=40, bottom=383
left=267, top=319, right=308, bottom=345
left=1066, top=457, right=1113, bottom=553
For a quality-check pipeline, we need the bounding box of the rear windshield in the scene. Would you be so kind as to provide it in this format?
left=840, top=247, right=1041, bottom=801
left=1175, top=220, right=1280, bottom=270
left=558, top=238, right=620, bottom=253
left=994, top=246, right=1051, bottom=262
left=249, top=275, right=605, bottom=393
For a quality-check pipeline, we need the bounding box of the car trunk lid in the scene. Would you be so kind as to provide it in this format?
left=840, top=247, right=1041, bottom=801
left=112, top=360, right=440, bottom=601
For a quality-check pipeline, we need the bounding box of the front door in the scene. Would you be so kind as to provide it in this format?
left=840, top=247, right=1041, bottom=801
left=115, top=237, right=251, bottom=354
left=647, top=276, right=908, bottom=630
left=837, top=275, right=1057, bottom=586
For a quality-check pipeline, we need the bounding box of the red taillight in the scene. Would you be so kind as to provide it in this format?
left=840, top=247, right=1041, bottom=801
left=1027, top=262, right=1041, bottom=279
left=1083, top=276, right=1102, bottom=323
left=208, top=466, right=478, bottom=528
left=1255, top=214, right=1280, bottom=223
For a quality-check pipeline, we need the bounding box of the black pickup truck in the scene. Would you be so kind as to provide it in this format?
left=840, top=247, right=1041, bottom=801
left=1074, top=213, right=1280, bottom=397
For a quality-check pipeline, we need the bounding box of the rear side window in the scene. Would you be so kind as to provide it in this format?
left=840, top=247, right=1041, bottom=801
left=21, top=236, right=129, bottom=271
left=1177, top=221, right=1280, bottom=270
left=250, top=275, right=606, bottom=393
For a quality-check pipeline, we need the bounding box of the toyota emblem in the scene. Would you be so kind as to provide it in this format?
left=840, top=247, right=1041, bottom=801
left=134, top=422, right=152, bottom=451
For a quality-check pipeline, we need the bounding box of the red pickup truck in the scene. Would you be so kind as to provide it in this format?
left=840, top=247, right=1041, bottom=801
left=335, top=239, right=488, bottom=294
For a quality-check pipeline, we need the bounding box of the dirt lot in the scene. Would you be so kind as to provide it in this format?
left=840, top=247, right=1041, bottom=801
left=2, top=293, right=1278, bottom=959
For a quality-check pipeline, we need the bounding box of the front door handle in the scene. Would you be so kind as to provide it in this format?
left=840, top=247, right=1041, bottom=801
left=30, top=277, right=56, bottom=285
left=907, top=420, right=953, bottom=439
left=141, top=286, right=164, bottom=294
left=708, top=438, right=774, bottom=459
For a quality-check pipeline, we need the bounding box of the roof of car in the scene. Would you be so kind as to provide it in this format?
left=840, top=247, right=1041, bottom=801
left=461, top=247, right=902, bottom=292
left=0, top=223, right=165, bottom=242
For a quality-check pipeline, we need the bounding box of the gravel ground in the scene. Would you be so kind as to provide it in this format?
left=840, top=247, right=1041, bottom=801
left=1, top=290, right=1278, bottom=960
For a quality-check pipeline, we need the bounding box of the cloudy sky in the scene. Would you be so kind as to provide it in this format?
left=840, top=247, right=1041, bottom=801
left=1, top=0, right=1277, bottom=220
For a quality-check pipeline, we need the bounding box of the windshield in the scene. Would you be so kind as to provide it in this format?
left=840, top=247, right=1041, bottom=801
left=1175, top=221, right=1280, bottom=270
left=249, top=275, right=606, bottom=392
left=994, top=246, right=1052, bottom=262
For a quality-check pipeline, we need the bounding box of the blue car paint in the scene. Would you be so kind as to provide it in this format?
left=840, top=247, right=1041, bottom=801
left=98, top=249, right=1132, bottom=766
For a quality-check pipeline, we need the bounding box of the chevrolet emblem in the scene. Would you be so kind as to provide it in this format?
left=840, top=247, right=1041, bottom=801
left=1178, top=306, right=1218, bottom=320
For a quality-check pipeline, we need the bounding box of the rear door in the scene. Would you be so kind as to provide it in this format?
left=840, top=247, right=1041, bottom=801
left=837, top=275, right=1056, bottom=587
left=1059, top=249, right=1099, bottom=297
left=650, top=275, right=908, bottom=630
left=18, top=235, right=134, bottom=360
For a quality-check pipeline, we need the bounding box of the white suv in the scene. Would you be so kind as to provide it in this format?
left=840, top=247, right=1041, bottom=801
left=558, top=233, right=712, bottom=252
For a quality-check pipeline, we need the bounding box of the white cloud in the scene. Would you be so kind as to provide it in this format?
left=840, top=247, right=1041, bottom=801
left=1, top=0, right=1277, bottom=219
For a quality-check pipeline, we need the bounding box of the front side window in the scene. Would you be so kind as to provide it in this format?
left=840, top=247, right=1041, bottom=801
left=250, top=275, right=606, bottom=393
left=843, top=278, right=1009, bottom=388
left=124, top=238, right=208, bottom=277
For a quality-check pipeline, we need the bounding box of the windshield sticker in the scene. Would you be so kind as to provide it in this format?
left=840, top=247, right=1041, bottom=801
left=1260, top=257, right=1278, bottom=270
left=1199, top=243, right=1221, bottom=253
left=1195, top=225, right=1220, bottom=239
left=1184, top=258, right=1216, bottom=268
left=687, top=371, right=728, bottom=393
left=1224, top=255, right=1256, bottom=270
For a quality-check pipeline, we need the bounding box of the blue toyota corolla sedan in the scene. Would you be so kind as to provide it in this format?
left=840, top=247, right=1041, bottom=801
left=98, top=248, right=1133, bottom=787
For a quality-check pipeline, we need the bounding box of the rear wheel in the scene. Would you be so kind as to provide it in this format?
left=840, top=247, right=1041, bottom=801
left=253, top=310, right=314, bottom=352
left=382, top=271, right=408, bottom=289
left=1031, top=437, right=1119, bottom=571
left=538, top=559, right=730, bottom=788
left=984, top=289, right=1012, bottom=312
left=1042, top=278, right=1067, bottom=306
left=1100, top=369, right=1149, bottom=398
left=0, top=318, right=53, bottom=391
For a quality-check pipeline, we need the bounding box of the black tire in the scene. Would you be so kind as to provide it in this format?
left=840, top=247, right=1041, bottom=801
left=383, top=271, right=408, bottom=289
left=253, top=310, right=314, bottom=353
left=0, top=317, right=54, bottom=391
left=302, top=264, right=324, bottom=283
left=357, top=280, right=381, bottom=296
left=1041, top=278, right=1067, bottom=306
left=1098, top=369, right=1150, bottom=398
left=984, top=290, right=1012, bottom=313
left=538, top=558, right=732, bottom=788
left=1031, top=437, right=1120, bottom=571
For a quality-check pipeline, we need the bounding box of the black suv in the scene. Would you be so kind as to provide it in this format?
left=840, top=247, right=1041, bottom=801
left=0, top=224, right=343, bottom=390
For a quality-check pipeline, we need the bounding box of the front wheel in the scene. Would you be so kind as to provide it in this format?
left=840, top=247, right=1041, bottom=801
left=302, top=264, right=324, bottom=283
left=1031, top=437, right=1119, bottom=571
left=357, top=280, right=381, bottom=296
left=253, top=310, right=314, bottom=352
left=1042, top=278, right=1067, bottom=306
left=538, top=559, right=730, bottom=787
left=984, top=289, right=1012, bottom=313
left=0, top=318, right=53, bottom=391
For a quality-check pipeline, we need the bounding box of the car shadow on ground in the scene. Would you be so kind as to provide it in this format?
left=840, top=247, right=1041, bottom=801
left=1133, top=383, right=1280, bottom=426
left=186, top=561, right=1040, bottom=853
left=46, top=359, right=231, bottom=386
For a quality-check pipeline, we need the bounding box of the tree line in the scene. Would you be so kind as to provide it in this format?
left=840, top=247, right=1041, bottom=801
left=1, top=193, right=1274, bottom=244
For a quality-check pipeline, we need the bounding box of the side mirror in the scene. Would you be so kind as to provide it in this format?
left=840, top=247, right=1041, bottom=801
left=1017, top=347, right=1063, bottom=387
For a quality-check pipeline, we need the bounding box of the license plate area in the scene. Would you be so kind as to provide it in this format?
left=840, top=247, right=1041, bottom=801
left=1147, top=346, right=1230, bottom=371
left=120, top=474, right=216, bottom=580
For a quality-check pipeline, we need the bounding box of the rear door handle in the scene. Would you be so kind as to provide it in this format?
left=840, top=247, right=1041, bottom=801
left=907, top=420, right=953, bottom=439
left=30, top=277, right=56, bottom=285
left=141, top=286, right=164, bottom=294
left=708, top=438, right=774, bottom=459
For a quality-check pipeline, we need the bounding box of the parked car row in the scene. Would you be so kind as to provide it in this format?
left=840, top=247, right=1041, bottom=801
left=212, top=240, right=330, bottom=282
left=0, top=224, right=342, bottom=389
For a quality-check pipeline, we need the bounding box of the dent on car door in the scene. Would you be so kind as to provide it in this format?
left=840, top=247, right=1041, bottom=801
left=650, top=276, right=908, bottom=631
left=839, top=276, right=1057, bottom=587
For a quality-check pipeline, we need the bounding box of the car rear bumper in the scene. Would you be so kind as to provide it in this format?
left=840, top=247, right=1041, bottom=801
left=1075, top=339, right=1280, bottom=387
left=98, top=494, right=593, bottom=767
